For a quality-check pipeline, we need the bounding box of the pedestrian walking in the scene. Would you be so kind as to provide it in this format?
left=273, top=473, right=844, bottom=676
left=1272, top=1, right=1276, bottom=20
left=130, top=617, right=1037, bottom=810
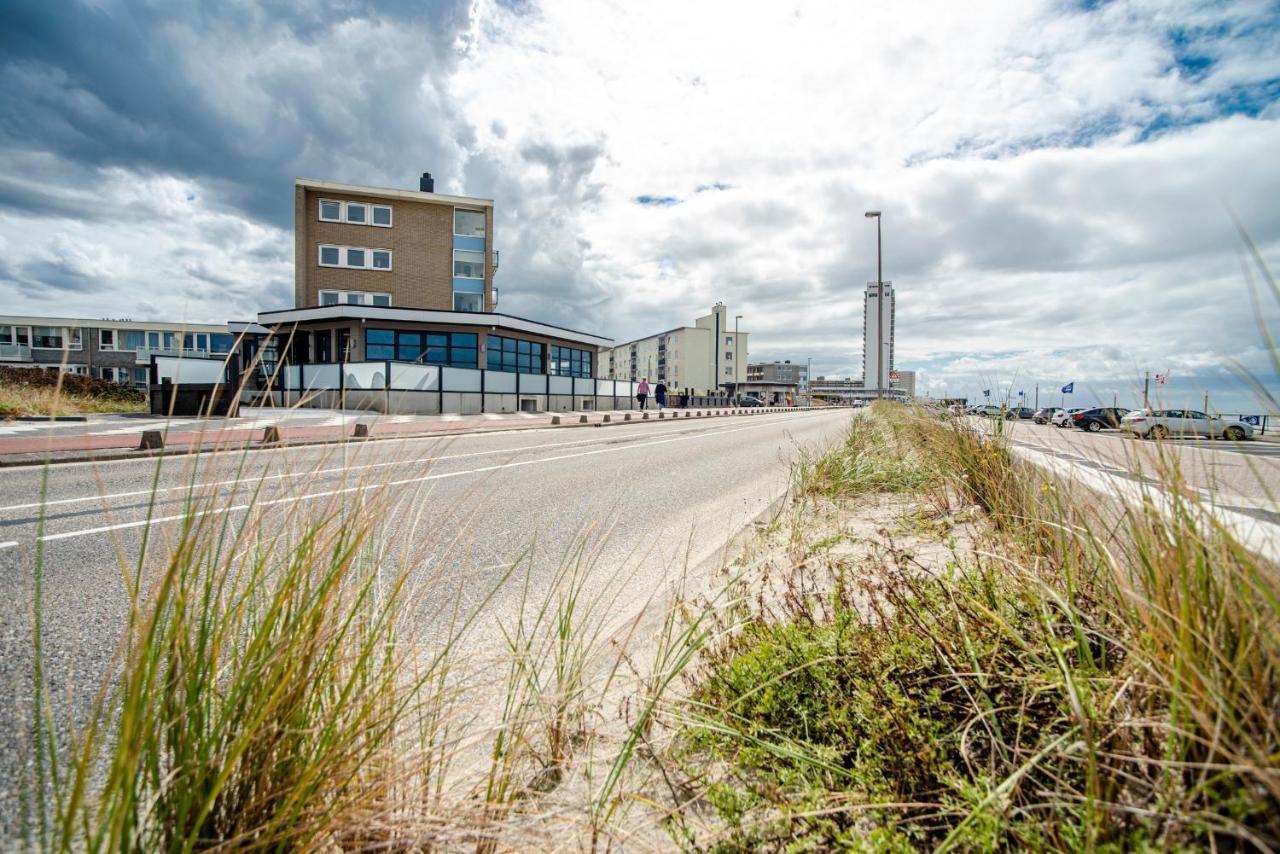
left=637, top=377, right=650, bottom=410
left=655, top=381, right=668, bottom=410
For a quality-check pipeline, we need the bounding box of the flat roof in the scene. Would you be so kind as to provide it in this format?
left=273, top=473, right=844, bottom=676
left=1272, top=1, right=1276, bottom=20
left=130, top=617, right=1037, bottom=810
left=0, top=314, right=233, bottom=332
left=296, top=178, right=494, bottom=208
left=257, top=305, right=613, bottom=348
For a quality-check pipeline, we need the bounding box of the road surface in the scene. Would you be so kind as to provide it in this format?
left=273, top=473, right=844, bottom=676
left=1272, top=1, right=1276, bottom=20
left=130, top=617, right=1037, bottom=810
left=0, top=408, right=853, bottom=830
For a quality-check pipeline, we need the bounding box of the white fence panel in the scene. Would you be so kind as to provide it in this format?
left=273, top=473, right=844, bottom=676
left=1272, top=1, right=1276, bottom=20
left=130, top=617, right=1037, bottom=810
left=345, top=361, right=386, bottom=390
left=519, top=374, right=548, bottom=393
left=442, top=367, right=482, bottom=392
left=390, top=362, right=439, bottom=391
left=596, top=379, right=615, bottom=396
left=486, top=370, right=517, bottom=393
left=574, top=377, right=595, bottom=396
left=153, top=355, right=229, bottom=385
left=302, top=363, right=340, bottom=390
left=549, top=375, right=573, bottom=395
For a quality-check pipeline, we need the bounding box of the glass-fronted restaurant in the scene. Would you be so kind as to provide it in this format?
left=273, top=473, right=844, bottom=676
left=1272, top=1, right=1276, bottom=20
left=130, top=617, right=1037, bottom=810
left=232, top=304, right=625, bottom=415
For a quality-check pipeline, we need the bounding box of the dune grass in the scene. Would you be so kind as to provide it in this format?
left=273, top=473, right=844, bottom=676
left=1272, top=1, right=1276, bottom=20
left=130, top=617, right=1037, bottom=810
left=677, top=403, right=1280, bottom=851
left=0, top=384, right=147, bottom=418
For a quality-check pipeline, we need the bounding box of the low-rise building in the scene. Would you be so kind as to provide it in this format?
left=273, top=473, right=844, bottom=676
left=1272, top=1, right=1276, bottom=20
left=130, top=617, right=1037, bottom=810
left=0, top=316, right=236, bottom=388
left=747, top=360, right=809, bottom=390
left=600, top=303, right=748, bottom=394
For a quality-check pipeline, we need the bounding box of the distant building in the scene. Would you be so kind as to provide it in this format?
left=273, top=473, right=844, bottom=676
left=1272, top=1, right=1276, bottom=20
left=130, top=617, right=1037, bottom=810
left=891, top=369, right=916, bottom=398
left=862, top=281, right=895, bottom=394
left=600, top=303, right=748, bottom=394
left=0, top=315, right=235, bottom=388
left=747, top=360, right=809, bottom=390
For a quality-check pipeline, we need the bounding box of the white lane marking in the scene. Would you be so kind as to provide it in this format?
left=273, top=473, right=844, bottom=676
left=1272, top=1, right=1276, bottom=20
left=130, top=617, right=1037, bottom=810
left=0, top=411, right=817, bottom=513
left=0, top=541, right=17, bottom=550
left=35, top=414, right=832, bottom=544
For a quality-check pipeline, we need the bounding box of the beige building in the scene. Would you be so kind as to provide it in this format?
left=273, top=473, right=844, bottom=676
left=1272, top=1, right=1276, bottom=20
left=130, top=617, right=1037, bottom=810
left=600, top=303, right=748, bottom=393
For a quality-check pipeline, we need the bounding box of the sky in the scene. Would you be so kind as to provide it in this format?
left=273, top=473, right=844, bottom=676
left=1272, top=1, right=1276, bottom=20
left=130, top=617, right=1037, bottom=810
left=1, top=0, right=1278, bottom=412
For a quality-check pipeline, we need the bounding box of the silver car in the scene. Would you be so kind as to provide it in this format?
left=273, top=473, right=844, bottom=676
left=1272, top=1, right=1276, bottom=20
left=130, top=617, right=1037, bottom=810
left=1051, top=407, right=1086, bottom=428
left=1121, top=409, right=1254, bottom=441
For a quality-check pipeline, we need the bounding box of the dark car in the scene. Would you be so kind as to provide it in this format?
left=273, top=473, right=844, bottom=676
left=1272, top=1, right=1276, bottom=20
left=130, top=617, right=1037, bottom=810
left=1008, top=406, right=1035, bottom=419
left=738, top=395, right=766, bottom=407
left=1070, top=407, right=1130, bottom=432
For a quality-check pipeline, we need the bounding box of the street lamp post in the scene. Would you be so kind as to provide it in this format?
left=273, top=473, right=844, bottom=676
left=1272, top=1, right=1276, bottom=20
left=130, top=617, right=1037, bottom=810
left=807, top=356, right=813, bottom=404
left=865, top=211, right=883, bottom=399
left=734, top=314, right=743, bottom=403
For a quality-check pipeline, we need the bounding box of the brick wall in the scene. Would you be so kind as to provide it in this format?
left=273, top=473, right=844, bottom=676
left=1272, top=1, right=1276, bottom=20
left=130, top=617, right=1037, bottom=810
left=294, top=187, right=493, bottom=312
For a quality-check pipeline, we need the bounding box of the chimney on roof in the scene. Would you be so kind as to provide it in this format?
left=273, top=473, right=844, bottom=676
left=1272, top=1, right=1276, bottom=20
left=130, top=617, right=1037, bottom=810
left=419, top=172, right=434, bottom=193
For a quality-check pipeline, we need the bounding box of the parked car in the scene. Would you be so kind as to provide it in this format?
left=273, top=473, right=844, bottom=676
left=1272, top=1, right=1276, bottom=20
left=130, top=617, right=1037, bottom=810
left=737, top=395, right=766, bottom=407
left=1032, top=407, right=1056, bottom=424
left=1009, top=406, right=1035, bottom=419
left=1121, top=409, right=1254, bottom=441
left=971, top=405, right=1005, bottom=417
left=1070, top=407, right=1131, bottom=432
left=1051, top=407, right=1087, bottom=427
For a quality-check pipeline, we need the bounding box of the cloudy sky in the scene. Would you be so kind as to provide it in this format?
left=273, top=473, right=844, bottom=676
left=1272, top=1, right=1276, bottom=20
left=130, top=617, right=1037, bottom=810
left=2, top=0, right=1278, bottom=410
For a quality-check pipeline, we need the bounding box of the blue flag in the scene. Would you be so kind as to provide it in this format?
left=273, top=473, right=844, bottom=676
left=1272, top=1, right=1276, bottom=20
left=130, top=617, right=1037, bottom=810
left=983, top=389, right=990, bottom=398
left=1061, top=382, right=1074, bottom=394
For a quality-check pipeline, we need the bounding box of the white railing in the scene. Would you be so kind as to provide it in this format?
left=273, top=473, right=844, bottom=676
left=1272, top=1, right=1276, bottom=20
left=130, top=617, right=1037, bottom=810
left=0, top=343, right=32, bottom=361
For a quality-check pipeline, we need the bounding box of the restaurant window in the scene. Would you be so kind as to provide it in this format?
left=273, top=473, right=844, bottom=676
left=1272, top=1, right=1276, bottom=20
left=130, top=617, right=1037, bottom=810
left=550, top=345, right=592, bottom=378
left=487, top=335, right=544, bottom=374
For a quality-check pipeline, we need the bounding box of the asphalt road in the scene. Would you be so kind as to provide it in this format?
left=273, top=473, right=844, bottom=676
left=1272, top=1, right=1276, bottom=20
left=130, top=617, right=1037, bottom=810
left=0, top=408, right=853, bottom=830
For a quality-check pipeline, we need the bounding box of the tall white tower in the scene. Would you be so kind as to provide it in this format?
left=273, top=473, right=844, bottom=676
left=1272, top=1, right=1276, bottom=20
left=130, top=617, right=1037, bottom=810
left=862, top=281, right=895, bottom=392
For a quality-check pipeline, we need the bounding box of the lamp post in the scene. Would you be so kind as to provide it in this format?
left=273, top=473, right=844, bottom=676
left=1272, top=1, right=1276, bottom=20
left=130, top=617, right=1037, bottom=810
left=807, top=356, right=813, bottom=404
left=734, top=314, right=743, bottom=403
left=865, top=211, right=883, bottom=399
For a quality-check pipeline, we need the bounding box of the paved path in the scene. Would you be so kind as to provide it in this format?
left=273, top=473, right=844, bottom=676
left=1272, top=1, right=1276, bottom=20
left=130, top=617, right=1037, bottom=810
left=0, top=404, right=785, bottom=464
left=0, top=407, right=852, bottom=831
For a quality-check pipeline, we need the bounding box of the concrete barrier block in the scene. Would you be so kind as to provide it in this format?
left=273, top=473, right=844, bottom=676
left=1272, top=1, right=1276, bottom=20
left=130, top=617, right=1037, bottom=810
left=353, top=423, right=370, bottom=438
left=643, top=412, right=649, bottom=420
left=624, top=413, right=631, bottom=421
left=552, top=416, right=561, bottom=425
left=138, top=430, right=164, bottom=450
left=603, top=414, right=611, bottom=422
left=261, top=425, right=281, bottom=444
left=579, top=414, right=588, bottom=423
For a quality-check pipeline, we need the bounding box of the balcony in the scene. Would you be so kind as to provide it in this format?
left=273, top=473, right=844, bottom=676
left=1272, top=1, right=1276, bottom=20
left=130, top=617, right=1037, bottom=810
left=0, top=343, right=32, bottom=361
left=133, top=347, right=224, bottom=364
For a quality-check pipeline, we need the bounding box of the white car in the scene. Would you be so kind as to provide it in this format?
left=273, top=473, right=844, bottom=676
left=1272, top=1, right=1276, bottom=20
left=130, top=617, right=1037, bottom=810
left=1051, top=408, right=1086, bottom=428
left=1121, top=409, right=1254, bottom=441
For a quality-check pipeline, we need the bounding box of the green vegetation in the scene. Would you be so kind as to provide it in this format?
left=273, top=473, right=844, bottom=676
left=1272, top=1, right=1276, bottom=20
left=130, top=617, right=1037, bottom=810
left=0, top=366, right=146, bottom=417
left=679, top=404, right=1280, bottom=851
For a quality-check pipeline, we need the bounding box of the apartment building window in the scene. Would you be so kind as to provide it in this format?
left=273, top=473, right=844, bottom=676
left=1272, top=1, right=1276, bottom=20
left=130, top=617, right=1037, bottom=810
left=99, top=329, right=116, bottom=350
left=132, top=367, right=148, bottom=386
left=453, top=292, right=483, bottom=312
left=97, top=366, right=130, bottom=384
left=725, top=336, right=733, bottom=345
left=211, top=333, right=235, bottom=353
left=550, top=345, right=592, bottom=378
left=319, top=289, right=392, bottom=306
left=365, top=329, right=477, bottom=367
left=32, top=326, right=81, bottom=350
left=724, top=351, right=733, bottom=360
left=318, top=244, right=392, bottom=271
left=0, top=325, right=30, bottom=344
left=487, top=335, right=544, bottom=374
left=318, top=200, right=393, bottom=227
left=454, top=209, right=485, bottom=237
left=453, top=249, right=484, bottom=278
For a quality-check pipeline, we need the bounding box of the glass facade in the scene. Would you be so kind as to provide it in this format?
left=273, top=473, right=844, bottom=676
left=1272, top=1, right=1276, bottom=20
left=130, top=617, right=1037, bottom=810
left=366, top=329, right=478, bottom=367
left=486, top=335, right=544, bottom=374
left=550, top=345, right=592, bottom=378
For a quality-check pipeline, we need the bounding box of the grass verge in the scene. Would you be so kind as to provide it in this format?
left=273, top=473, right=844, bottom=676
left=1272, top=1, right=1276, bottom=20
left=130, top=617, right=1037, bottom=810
left=676, top=404, right=1279, bottom=851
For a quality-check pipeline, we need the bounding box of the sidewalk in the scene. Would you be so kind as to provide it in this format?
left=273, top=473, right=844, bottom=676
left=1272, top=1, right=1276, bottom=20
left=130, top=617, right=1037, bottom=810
left=0, top=405, right=806, bottom=466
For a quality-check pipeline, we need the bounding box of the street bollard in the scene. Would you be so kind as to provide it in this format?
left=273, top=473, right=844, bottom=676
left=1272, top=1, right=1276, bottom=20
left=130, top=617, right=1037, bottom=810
left=643, top=412, right=649, bottom=419
left=353, top=423, right=369, bottom=438
left=659, top=412, right=664, bottom=419
left=138, top=430, right=164, bottom=450
left=261, top=425, right=281, bottom=444
left=579, top=415, right=588, bottom=423
left=624, top=413, right=631, bottom=421
left=603, top=414, right=611, bottom=422
left=552, top=416, right=561, bottom=425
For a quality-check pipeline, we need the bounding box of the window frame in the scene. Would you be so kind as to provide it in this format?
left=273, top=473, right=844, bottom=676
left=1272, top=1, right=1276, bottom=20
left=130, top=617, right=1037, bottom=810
left=319, top=199, right=343, bottom=222
left=453, top=248, right=486, bottom=279
left=487, top=334, right=545, bottom=374
left=31, top=325, right=81, bottom=350
left=453, top=208, right=486, bottom=238
left=344, top=202, right=368, bottom=224
left=318, top=289, right=392, bottom=306
left=453, top=292, right=484, bottom=312
left=99, top=329, right=116, bottom=350
left=318, top=244, right=392, bottom=271
left=549, top=345, right=592, bottom=378
left=371, top=205, right=393, bottom=227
